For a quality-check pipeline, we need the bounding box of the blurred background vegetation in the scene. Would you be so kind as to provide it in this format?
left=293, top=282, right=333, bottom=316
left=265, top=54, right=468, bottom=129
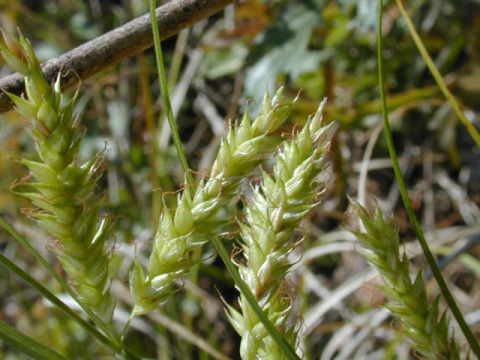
left=1, top=0, right=480, bottom=358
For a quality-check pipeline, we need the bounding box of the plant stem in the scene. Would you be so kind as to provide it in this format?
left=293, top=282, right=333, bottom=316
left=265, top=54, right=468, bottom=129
left=378, top=0, right=480, bottom=356
left=149, top=0, right=195, bottom=191
left=0, top=320, right=70, bottom=360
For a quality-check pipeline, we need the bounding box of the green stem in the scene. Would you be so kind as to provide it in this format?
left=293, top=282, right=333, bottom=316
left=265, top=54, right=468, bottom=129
left=394, top=0, right=480, bottom=149
left=0, top=320, right=70, bottom=360
left=210, top=236, right=301, bottom=360
left=148, top=2, right=299, bottom=358
left=377, top=1, right=480, bottom=357
left=149, top=0, right=194, bottom=192
left=0, top=215, right=143, bottom=360
left=0, top=251, right=123, bottom=353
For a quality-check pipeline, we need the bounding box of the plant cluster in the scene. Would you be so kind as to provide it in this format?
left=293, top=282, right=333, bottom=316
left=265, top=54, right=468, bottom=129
left=1, top=0, right=479, bottom=358
left=0, top=29, right=335, bottom=359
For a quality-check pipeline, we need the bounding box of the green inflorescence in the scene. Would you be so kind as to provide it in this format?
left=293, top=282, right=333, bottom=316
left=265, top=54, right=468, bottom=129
left=1, top=31, right=115, bottom=321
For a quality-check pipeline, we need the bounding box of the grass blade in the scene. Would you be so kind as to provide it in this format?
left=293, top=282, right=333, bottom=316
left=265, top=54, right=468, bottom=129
left=0, top=215, right=112, bottom=339
left=211, top=235, right=301, bottom=360
left=0, top=250, right=120, bottom=353
left=0, top=215, right=144, bottom=360
left=0, top=320, right=70, bottom=360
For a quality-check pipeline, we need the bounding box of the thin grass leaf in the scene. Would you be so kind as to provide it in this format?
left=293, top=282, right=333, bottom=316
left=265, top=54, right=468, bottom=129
left=0, top=320, right=70, bottom=360
left=149, top=0, right=194, bottom=190
left=0, top=215, right=144, bottom=360
left=393, top=0, right=480, bottom=149
left=0, top=250, right=119, bottom=353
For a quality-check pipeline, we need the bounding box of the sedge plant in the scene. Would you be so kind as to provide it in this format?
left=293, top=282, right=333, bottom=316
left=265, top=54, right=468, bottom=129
left=0, top=24, right=316, bottom=360
left=4, top=0, right=478, bottom=357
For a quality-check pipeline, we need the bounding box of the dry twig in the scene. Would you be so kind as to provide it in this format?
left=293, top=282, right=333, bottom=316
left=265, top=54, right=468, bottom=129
left=0, top=0, right=234, bottom=114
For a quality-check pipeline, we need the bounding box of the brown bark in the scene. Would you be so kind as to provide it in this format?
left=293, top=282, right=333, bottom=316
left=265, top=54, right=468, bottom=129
left=0, top=0, right=234, bottom=114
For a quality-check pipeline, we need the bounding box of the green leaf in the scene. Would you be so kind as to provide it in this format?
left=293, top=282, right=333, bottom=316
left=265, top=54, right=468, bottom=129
left=0, top=215, right=124, bottom=355
left=0, top=320, right=70, bottom=360
left=0, top=251, right=117, bottom=352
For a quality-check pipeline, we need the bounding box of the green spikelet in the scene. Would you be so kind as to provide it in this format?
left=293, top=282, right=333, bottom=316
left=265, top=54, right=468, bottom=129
left=130, top=88, right=297, bottom=316
left=351, top=201, right=460, bottom=359
left=1, top=31, right=115, bottom=321
left=224, top=100, right=332, bottom=359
